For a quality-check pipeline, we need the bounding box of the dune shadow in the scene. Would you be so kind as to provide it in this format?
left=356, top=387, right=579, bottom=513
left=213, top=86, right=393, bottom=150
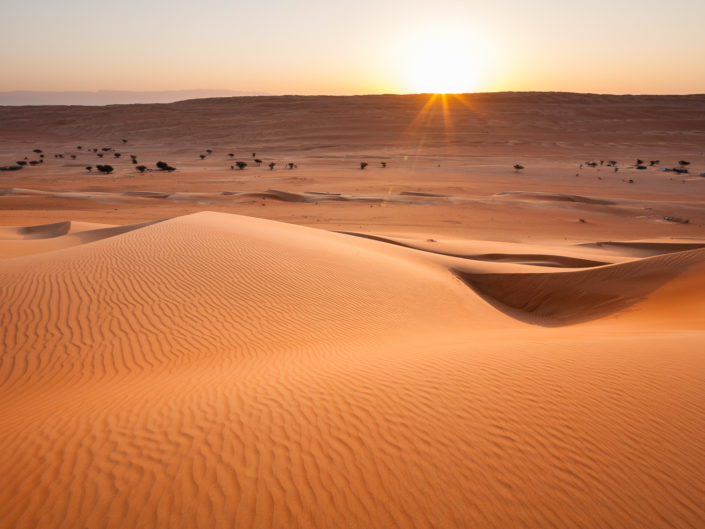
left=336, top=231, right=608, bottom=268
left=454, top=248, right=705, bottom=326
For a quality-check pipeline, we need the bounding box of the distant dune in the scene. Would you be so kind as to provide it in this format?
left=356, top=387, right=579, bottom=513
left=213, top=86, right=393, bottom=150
left=2, top=92, right=705, bottom=155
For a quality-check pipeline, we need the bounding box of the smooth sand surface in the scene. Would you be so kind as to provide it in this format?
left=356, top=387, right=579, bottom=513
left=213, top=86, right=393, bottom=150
left=1, top=93, right=704, bottom=528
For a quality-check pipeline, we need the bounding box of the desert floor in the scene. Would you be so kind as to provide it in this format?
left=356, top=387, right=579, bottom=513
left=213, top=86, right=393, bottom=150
left=1, top=93, right=704, bottom=528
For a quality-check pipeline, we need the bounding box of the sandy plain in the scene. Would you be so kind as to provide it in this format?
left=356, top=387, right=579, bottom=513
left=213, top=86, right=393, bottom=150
left=1, top=92, right=704, bottom=528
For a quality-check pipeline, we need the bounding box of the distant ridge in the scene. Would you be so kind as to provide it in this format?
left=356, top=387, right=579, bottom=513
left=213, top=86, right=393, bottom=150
left=2, top=92, right=704, bottom=153
left=0, top=89, right=267, bottom=106
left=3, top=90, right=704, bottom=107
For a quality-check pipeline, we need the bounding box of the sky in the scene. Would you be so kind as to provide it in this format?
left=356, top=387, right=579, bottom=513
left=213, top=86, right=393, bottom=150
left=2, top=0, right=705, bottom=96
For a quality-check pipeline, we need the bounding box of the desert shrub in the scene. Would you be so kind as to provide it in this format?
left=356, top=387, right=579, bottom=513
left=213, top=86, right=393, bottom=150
left=156, top=161, right=176, bottom=171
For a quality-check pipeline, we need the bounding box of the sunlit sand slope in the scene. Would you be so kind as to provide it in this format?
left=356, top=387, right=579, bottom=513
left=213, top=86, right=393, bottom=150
left=1, top=212, right=704, bottom=529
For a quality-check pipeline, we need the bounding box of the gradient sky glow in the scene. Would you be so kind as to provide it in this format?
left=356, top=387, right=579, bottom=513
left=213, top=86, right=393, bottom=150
left=2, top=0, right=705, bottom=95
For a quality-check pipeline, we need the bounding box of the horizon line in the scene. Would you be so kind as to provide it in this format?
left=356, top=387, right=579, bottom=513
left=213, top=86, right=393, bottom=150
left=2, top=89, right=705, bottom=107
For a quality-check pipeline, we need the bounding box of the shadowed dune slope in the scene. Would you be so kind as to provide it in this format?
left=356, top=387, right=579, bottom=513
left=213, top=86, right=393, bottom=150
left=1, top=212, right=704, bottom=529
left=336, top=231, right=612, bottom=268
left=0, top=220, right=161, bottom=259
left=456, top=248, right=705, bottom=325
left=0, top=219, right=110, bottom=240
left=581, top=240, right=705, bottom=256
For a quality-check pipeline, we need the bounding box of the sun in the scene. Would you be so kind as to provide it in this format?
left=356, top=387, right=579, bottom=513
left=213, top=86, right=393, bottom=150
left=401, top=30, right=483, bottom=94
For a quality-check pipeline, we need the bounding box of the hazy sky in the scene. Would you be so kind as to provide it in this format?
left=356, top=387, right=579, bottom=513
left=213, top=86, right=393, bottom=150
left=2, top=0, right=705, bottom=95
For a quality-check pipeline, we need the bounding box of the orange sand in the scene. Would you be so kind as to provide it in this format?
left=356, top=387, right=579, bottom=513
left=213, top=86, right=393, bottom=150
left=1, top=93, right=704, bottom=528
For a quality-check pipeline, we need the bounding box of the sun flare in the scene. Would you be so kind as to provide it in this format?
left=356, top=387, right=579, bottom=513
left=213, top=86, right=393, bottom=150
left=402, top=30, right=483, bottom=94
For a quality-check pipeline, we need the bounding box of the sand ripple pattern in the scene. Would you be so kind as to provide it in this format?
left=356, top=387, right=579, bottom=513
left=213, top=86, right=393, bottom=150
left=1, top=212, right=704, bottom=528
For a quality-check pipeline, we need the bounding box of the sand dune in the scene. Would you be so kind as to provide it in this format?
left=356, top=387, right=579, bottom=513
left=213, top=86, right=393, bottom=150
left=336, top=231, right=614, bottom=267
left=581, top=239, right=705, bottom=256
left=0, top=220, right=159, bottom=259
left=456, top=247, right=705, bottom=325
left=3, top=93, right=705, bottom=156
left=0, top=219, right=72, bottom=239
left=1, top=211, right=704, bottom=529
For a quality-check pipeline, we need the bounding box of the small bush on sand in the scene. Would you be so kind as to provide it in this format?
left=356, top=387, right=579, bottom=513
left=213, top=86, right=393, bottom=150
left=156, top=161, right=176, bottom=171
